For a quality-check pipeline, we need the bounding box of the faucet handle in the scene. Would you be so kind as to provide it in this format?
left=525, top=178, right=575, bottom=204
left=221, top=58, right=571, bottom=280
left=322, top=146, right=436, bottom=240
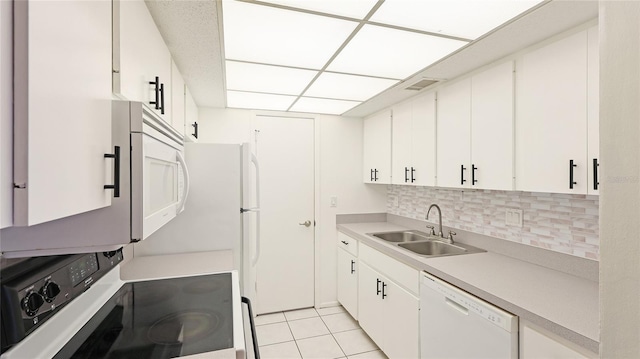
left=426, top=225, right=436, bottom=236
left=448, top=231, right=457, bottom=243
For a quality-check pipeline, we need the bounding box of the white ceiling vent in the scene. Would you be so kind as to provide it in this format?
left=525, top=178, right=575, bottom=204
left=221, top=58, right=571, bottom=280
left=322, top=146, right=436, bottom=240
left=405, top=78, right=440, bottom=91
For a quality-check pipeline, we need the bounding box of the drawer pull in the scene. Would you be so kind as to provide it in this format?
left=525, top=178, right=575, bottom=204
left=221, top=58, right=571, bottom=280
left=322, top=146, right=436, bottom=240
left=341, top=240, right=349, bottom=245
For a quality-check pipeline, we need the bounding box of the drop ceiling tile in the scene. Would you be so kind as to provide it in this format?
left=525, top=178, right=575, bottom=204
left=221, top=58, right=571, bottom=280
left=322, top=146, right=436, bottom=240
left=259, top=0, right=379, bottom=19
left=290, top=97, right=361, bottom=115
left=327, top=24, right=468, bottom=79
left=305, top=72, right=399, bottom=101
left=225, top=61, right=317, bottom=95
left=370, top=0, right=544, bottom=40
left=226, top=91, right=297, bottom=111
left=222, top=0, right=358, bottom=69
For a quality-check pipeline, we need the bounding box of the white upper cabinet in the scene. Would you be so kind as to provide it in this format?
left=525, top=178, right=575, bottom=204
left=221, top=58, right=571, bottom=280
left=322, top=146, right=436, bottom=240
left=470, top=61, right=514, bottom=191
left=516, top=29, right=588, bottom=194
left=392, top=92, right=436, bottom=186
left=13, top=0, right=113, bottom=225
left=185, top=87, right=199, bottom=142
left=114, top=0, right=172, bottom=124
left=171, top=61, right=186, bottom=136
left=436, top=78, right=471, bottom=188
left=363, top=110, right=392, bottom=184
left=1, top=0, right=12, bottom=229
left=587, top=26, right=599, bottom=195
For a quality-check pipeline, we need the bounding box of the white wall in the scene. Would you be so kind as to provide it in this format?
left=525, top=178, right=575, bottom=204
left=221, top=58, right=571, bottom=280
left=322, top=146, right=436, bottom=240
left=1, top=0, right=13, bottom=229
left=599, top=2, right=640, bottom=357
left=198, top=107, right=387, bottom=307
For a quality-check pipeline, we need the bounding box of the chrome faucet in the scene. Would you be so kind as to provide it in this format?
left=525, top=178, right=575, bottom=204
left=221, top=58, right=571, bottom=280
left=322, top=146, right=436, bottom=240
left=426, top=204, right=454, bottom=244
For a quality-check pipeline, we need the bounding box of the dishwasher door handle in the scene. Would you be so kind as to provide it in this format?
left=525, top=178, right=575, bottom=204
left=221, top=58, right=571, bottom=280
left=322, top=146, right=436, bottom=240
left=445, top=297, right=469, bottom=315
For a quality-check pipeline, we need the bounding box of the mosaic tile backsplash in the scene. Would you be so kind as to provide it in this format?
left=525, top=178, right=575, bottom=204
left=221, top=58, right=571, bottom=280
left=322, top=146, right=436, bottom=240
left=387, top=185, right=600, bottom=260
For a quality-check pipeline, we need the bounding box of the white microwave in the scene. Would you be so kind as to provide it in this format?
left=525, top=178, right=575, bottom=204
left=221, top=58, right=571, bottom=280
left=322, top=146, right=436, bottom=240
left=0, top=102, right=189, bottom=257
left=129, top=103, right=190, bottom=241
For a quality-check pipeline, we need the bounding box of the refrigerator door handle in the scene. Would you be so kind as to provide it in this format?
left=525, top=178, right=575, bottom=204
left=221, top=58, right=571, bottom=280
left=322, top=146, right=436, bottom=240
left=176, top=150, right=190, bottom=214
left=251, top=154, right=261, bottom=266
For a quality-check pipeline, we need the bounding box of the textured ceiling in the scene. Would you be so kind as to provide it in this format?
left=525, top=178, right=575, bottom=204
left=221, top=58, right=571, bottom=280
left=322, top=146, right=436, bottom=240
left=145, top=0, right=225, bottom=108
left=145, top=0, right=598, bottom=117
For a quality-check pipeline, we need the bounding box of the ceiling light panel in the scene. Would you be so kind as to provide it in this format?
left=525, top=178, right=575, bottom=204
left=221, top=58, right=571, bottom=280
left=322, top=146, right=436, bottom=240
left=290, top=97, right=361, bottom=115
left=305, top=72, right=399, bottom=101
left=222, top=0, right=358, bottom=69
left=227, top=91, right=297, bottom=111
left=327, top=24, right=467, bottom=79
left=370, top=0, right=544, bottom=40
left=258, top=0, right=379, bottom=19
left=225, top=61, right=317, bottom=95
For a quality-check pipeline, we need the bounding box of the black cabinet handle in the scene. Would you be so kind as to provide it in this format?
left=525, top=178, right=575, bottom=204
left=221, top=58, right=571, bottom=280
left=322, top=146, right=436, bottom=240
left=192, top=122, right=198, bottom=139
left=341, top=240, right=348, bottom=245
left=461, top=165, right=466, bottom=185
left=376, top=278, right=381, bottom=296
left=149, top=76, right=160, bottom=110
left=404, top=167, right=409, bottom=183
left=370, top=169, right=374, bottom=182
left=569, top=160, right=577, bottom=189
left=104, top=146, right=120, bottom=198
left=471, top=164, right=476, bottom=185
left=382, top=282, right=387, bottom=299
left=593, top=158, right=599, bottom=190
left=374, top=169, right=379, bottom=182
left=411, top=167, right=416, bottom=183
left=241, top=297, right=261, bottom=359
left=350, top=260, right=355, bottom=274
left=159, top=83, right=165, bottom=115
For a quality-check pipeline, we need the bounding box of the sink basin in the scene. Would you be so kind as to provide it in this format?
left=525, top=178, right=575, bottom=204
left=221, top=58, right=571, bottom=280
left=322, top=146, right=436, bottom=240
left=372, top=230, right=432, bottom=243
left=397, top=241, right=468, bottom=256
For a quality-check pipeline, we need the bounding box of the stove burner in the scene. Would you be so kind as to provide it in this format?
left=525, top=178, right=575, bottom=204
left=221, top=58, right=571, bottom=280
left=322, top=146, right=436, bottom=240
left=182, top=278, right=224, bottom=294
left=147, top=311, right=222, bottom=346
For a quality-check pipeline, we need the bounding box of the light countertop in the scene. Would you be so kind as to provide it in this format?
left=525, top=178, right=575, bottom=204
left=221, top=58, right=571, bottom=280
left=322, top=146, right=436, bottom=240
left=119, top=250, right=235, bottom=281
left=338, top=222, right=599, bottom=354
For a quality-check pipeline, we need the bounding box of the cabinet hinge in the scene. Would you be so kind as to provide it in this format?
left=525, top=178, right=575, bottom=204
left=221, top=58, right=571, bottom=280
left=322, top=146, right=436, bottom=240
left=13, top=183, right=26, bottom=189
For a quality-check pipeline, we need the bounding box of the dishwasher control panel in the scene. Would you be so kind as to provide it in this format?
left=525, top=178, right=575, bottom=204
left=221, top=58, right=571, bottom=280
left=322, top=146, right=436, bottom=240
left=422, top=273, right=517, bottom=332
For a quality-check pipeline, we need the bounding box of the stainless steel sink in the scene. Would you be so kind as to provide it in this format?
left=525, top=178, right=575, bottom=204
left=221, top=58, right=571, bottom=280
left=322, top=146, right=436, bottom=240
left=368, top=230, right=486, bottom=258
left=397, top=241, right=467, bottom=256
left=372, top=230, right=433, bottom=243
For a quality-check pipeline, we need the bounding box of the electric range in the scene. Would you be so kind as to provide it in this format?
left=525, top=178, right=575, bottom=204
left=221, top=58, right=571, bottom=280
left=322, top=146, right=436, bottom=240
left=0, top=252, right=258, bottom=359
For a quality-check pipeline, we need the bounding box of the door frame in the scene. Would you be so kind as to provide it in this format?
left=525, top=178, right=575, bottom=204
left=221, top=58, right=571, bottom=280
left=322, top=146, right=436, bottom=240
left=252, top=112, right=320, bottom=310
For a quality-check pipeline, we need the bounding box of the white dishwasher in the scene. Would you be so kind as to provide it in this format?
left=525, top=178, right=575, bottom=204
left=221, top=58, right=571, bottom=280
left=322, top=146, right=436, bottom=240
left=420, top=273, right=518, bottom=359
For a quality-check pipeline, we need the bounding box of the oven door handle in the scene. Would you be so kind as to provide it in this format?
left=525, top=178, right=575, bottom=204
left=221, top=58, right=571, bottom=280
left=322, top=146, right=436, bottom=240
left=241, top=296, right=260, bottom=359
left=176, top=150, right=190, bottom=214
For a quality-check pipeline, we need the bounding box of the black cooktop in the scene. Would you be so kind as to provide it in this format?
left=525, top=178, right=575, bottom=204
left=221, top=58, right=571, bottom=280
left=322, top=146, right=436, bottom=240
left=53, top=273, right=234, bottom=359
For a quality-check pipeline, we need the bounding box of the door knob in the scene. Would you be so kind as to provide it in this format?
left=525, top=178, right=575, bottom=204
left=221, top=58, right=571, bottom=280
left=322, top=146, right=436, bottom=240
left=299, top=220, right=312, bottom=227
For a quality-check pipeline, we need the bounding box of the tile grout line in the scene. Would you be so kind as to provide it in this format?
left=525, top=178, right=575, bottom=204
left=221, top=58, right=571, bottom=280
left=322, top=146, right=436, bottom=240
left=317, top=309, right=349, bottom=359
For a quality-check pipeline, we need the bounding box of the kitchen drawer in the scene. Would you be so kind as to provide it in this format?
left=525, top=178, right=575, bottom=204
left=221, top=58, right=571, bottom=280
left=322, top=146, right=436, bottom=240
left=337, top=232, right=358, bottom=256
left=359, top=243, right=419, bottom=295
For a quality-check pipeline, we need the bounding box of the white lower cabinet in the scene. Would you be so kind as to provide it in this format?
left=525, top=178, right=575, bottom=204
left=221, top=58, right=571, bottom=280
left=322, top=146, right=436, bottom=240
left=520, top=322, right=597, bottom=359
left=337, top=247, right=358, bottom=320
left=358, top=248, right=419, bottom=359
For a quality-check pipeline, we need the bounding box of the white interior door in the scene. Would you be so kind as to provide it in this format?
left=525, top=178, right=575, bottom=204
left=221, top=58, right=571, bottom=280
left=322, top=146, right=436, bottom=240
left=254, top=115, right=315, bottom=314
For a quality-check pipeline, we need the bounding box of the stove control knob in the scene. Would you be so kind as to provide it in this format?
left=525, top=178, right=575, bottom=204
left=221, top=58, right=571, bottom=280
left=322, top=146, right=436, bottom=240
left=22, top=291, right=45, bottom=316
left=41, top=281, right=61, bottom=302
left=103, top=251, right=117, bottom=258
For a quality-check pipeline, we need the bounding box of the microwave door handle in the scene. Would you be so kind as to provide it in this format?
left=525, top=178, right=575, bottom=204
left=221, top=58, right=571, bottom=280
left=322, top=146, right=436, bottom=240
left=251, top=153, right=261, bottom=266
left=176, top=150, right=190, bottom=214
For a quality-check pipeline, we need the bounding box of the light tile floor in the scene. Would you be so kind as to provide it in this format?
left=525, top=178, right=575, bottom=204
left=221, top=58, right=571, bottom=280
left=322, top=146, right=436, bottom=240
left=255, top=306, right=387, bottom=359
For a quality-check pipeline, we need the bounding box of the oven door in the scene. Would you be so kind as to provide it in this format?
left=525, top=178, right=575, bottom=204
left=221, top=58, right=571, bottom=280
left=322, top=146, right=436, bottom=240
left=131, top=125, right=190, bottom=241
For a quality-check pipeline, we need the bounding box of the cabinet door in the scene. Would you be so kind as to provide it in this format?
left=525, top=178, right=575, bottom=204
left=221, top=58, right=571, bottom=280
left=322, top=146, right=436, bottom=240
left=1, top=0, right=12, bottom=229
left=383, top=279, right=419, bottom=359
left=13, top=0, right=112, bottom=225
left=516, top=30, right=588, bottom=194
left=358, top=262, right=385, bottom=347
left=171, top=61, right=186, bottom=136
left=437, top=78, right=471, bottom=188
left=412, top=91, right=437, bottom=186
left=337, top=248, right=358, bottom=320
left=185, top=87, right=199, bottom=142
left=363, top=110, right=391, bottom=184
left=471, top=61, right=514, bottom=190
left=116, top=0, right=172, bottom=123
left=587, top=26, right=599, bottom=195
left=391, top=101, right=412, bottom=185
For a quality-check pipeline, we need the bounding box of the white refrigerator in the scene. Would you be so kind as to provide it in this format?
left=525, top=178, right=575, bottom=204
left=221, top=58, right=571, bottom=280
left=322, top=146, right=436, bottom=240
left=133, top=143, right=260, bottom=302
